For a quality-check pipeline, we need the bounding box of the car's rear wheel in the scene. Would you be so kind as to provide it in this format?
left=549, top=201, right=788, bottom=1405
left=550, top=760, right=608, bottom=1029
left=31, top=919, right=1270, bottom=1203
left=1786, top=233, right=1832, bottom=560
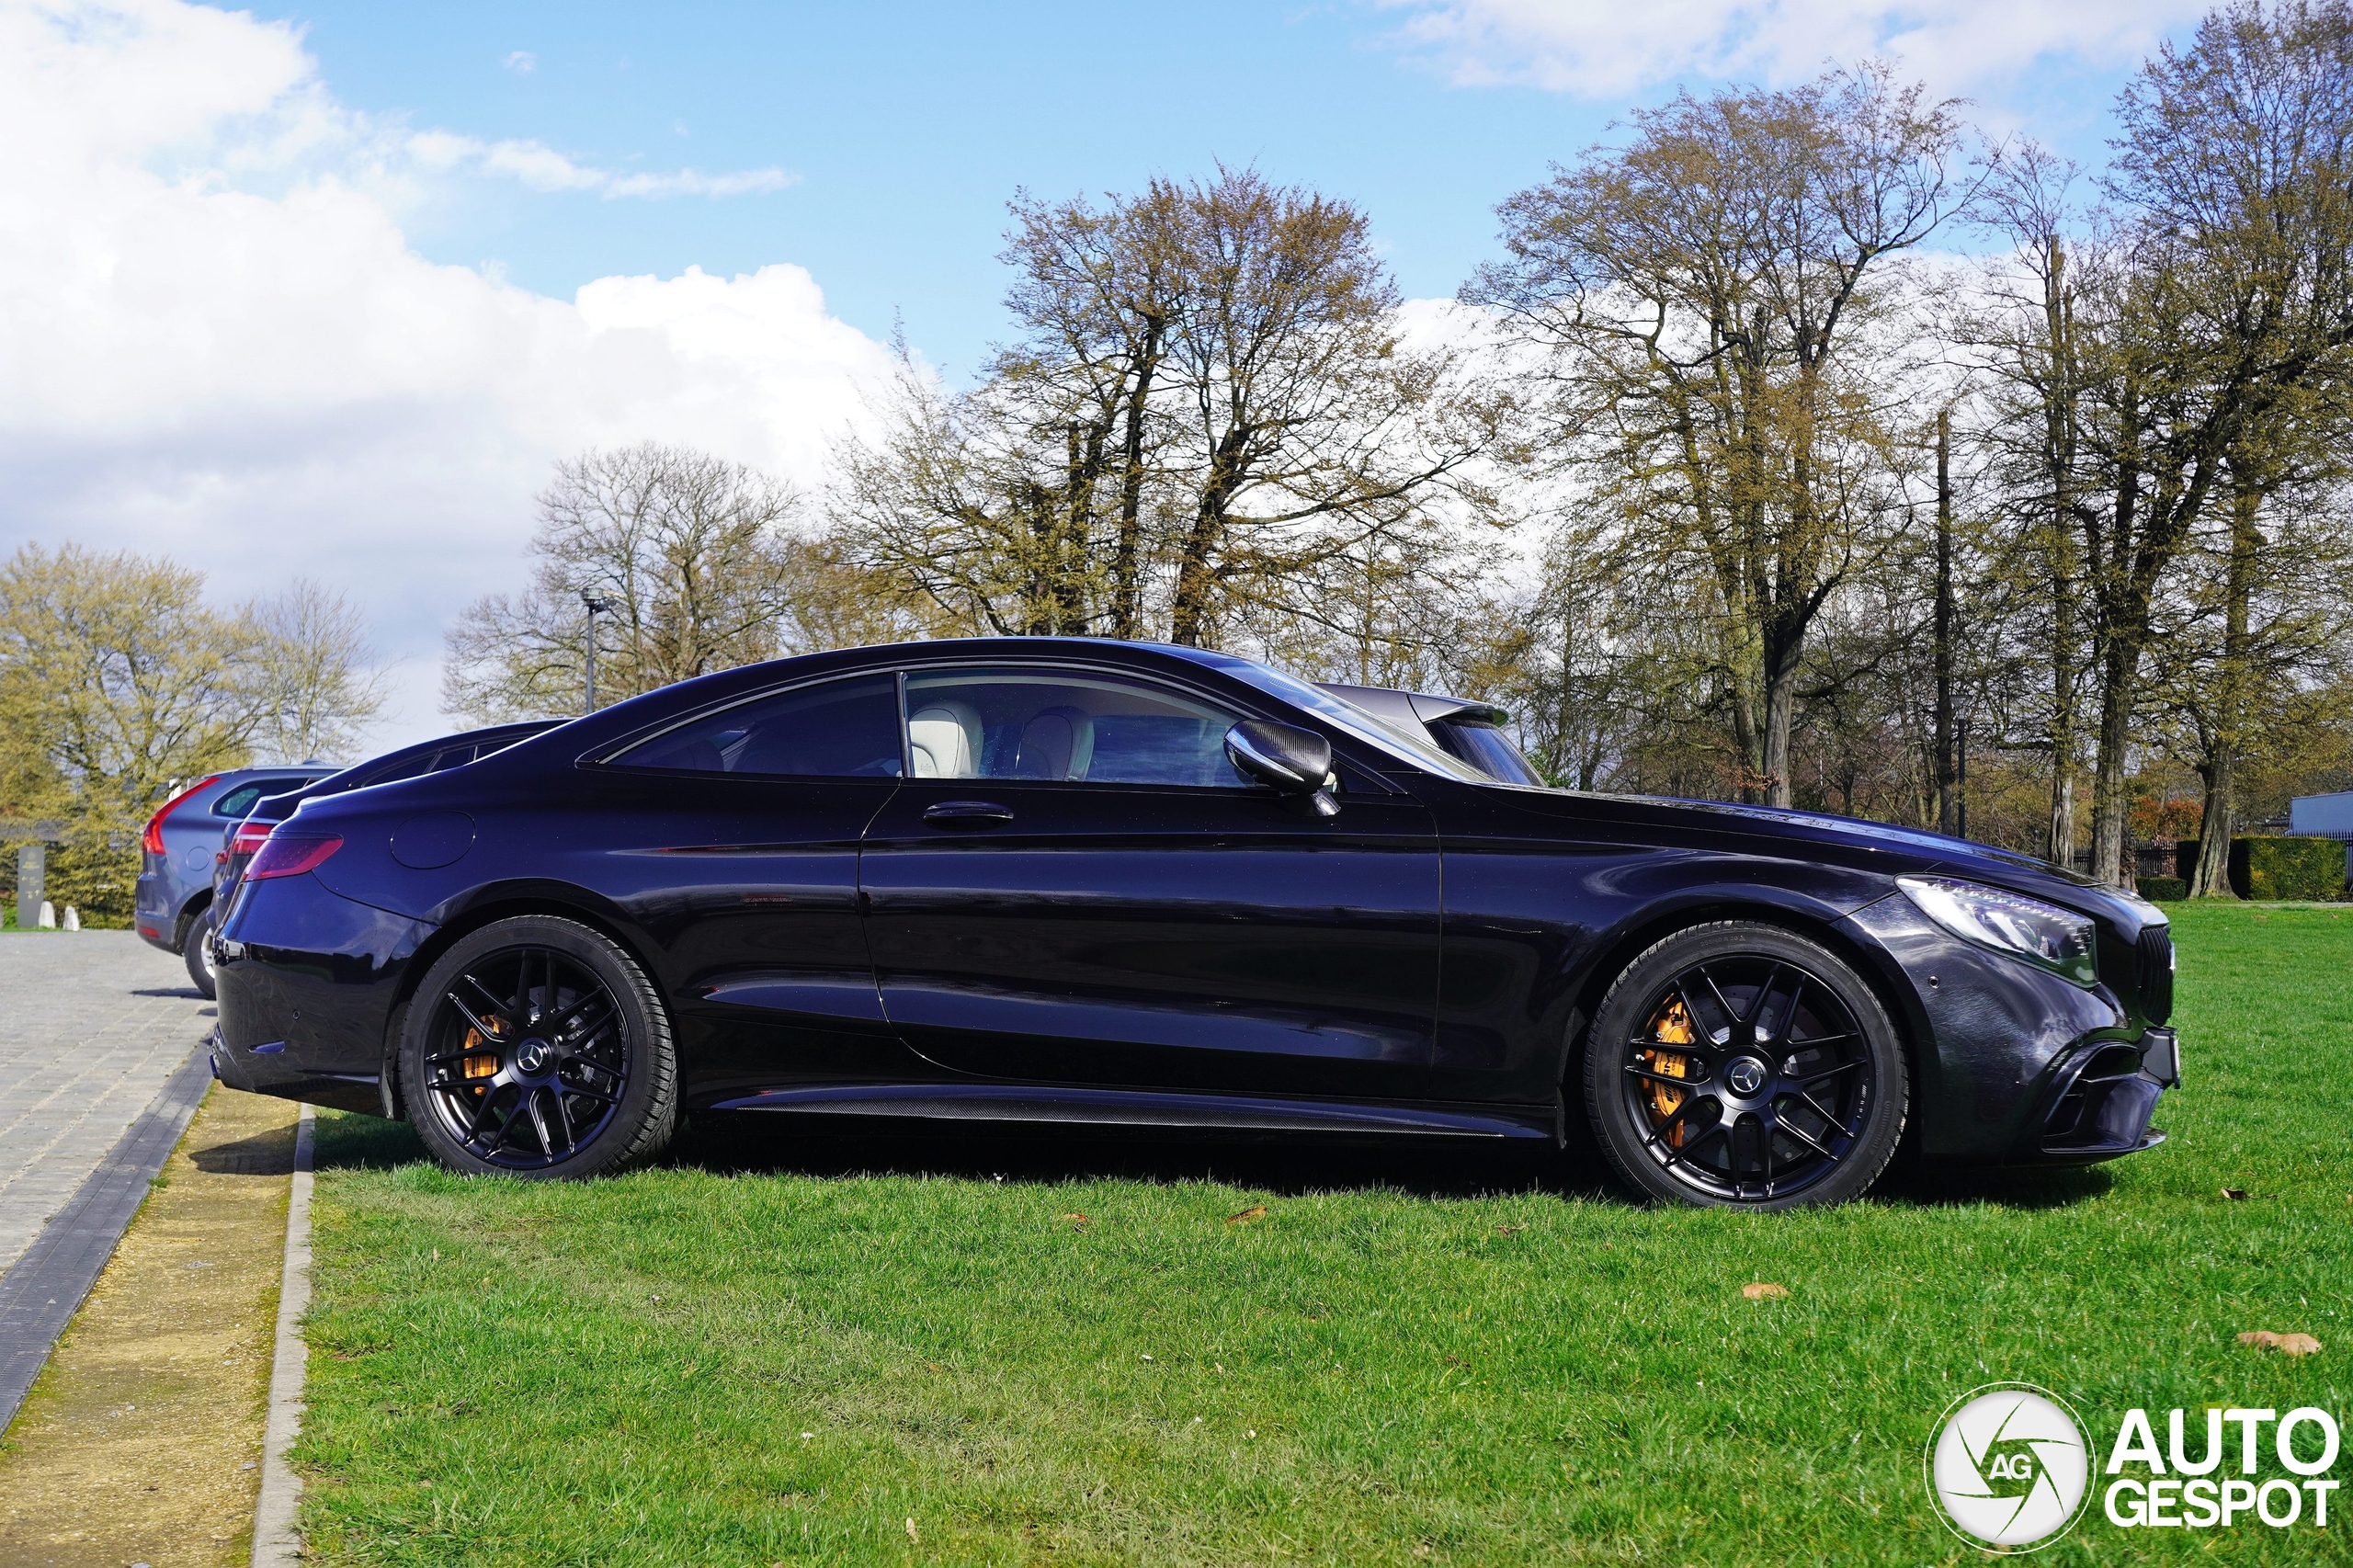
left=403, top=915, right=676, bottom=1179
left=1583, top=922, right=1905, bottom=1210
left=184, top=905, right=217, bottom=999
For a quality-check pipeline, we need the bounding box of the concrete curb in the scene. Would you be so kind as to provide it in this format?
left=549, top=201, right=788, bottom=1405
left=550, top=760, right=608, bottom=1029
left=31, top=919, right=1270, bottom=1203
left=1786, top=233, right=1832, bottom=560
left=252, top=1104, right=314, bottom=1568
left=0, top=1044, right=211, bottom=1433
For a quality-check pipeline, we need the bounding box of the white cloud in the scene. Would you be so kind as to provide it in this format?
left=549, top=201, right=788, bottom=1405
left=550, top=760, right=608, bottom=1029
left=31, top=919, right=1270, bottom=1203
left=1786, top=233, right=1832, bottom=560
left=0, top=0, right=895, bottom=748
left=504, top=50, right=535, bottom=74
left=405, top=129, right=796, bottom=199
left=1375, top=0, right=2207, bottom=97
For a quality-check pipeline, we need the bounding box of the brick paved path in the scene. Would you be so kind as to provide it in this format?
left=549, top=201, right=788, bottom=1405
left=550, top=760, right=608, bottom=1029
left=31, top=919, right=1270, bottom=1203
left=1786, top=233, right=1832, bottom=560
left=0, top=933, right=213, bottom=1278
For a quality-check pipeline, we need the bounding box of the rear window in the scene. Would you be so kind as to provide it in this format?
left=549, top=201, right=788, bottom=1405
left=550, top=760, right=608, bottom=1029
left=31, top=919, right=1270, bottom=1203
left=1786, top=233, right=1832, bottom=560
left=615, top=675, right=904, bottom=778
left=210, top=778, right=324, bottom=818
left=1430, top=720, right=1543, bottom=786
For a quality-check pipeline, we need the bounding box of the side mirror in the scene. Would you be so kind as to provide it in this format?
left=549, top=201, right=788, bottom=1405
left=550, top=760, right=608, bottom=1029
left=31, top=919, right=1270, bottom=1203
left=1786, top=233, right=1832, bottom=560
left=1224, top=721, right=1340, bottom=817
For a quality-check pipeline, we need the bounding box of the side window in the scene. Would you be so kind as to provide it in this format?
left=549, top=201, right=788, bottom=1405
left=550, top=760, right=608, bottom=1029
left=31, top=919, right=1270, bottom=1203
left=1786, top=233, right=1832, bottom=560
left=615, top=674, right=904, bottom=778
left=429, top=745, right=478, bottom=772
left=902, top=669, right=1245, bottom=789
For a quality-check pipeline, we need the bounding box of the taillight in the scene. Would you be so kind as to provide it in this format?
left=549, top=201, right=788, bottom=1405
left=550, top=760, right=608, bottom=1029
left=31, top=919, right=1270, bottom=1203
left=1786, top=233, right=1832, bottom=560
left=230, top=820, right=274, bottom=858
left=142, top=774, right=224, bottom=854
left=244, top=835, right=343, bottom=881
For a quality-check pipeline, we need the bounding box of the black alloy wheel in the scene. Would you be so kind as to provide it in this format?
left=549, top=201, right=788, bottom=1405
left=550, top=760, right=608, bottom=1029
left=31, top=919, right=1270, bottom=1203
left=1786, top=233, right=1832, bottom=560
left=1584, top=922, right=1906, bottom=1210
left=403, top=915, right=676, bottom=1179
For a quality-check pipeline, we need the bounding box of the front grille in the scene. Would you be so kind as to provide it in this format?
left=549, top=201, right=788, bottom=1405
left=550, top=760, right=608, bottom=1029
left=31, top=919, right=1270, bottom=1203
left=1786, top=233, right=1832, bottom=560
left=2137, top=926, right=2174, bottom=1025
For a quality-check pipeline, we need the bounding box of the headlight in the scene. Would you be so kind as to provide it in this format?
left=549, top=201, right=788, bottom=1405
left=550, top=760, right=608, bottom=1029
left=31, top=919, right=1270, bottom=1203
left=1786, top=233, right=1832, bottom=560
left=1897, top=875, right=2098, bottom=987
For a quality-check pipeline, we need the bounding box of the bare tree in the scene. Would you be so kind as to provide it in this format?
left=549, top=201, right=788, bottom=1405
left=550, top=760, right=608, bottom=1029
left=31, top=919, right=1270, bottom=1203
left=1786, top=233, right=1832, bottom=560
left=445, top=444, right=817, bottom=722
left=244, top=579, right=387, bottom=763
left=1156, top=168, right=1502, bottom=647
left=1468, top=64, right=1975, bottom=806
left=2065, top=0, right=2353, bottom=884
left=830, top=170, right=1504, bottom=657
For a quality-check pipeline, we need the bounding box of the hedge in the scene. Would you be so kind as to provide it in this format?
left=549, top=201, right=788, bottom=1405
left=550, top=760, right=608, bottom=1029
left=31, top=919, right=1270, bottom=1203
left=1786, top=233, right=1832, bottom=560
left=2138, top=875, right=2188, bottom=902
left=2228, top=836, right=2349, bottom=902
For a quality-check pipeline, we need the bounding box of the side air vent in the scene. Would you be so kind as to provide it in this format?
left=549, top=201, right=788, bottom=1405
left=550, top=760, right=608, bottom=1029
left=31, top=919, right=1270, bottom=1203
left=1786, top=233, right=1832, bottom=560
left=2137, top=926, right=2174, bottom=1026
left=2043, top=1043, right=2162, bottom=1156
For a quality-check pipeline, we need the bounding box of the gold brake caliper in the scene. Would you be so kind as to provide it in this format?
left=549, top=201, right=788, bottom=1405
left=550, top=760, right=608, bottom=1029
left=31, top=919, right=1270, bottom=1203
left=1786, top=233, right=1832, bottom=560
left=1639, top=996, right=1696, bottom=1147
left=461, top=1020, right=502, bottom=1081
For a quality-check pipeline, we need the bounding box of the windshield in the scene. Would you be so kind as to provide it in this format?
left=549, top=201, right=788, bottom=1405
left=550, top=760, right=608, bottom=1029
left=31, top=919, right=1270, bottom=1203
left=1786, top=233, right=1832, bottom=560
left=1188, top=652, right=1490, bottom=783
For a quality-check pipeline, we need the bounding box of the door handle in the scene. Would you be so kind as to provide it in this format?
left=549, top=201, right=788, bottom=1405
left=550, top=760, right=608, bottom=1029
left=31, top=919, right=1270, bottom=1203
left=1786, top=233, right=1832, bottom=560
left=923, top=800, right=1015, bottom=828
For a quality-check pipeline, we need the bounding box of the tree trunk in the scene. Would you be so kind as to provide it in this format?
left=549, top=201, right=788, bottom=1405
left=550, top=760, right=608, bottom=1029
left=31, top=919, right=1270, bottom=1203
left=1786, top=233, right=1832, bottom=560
left=1933, top=410, right=1958, bottom=835
left=2188, top=750, right=2235, bottom=897
left=2041, top=234, right=2079, bottom=872
left=2189, top=479, right=2260, bottom=897
left=2088, top=625, right=2142, bottom=890
left=1759, top=614, right=1802, bottom=809
left=1109, top=316, right=1164, bottom=639
left=1169, top=502, right=1222, bottom=647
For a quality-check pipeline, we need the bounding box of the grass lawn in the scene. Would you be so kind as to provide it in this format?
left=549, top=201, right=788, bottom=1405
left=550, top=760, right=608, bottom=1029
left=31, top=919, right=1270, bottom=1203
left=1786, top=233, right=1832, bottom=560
left=292, top=903, right=2353, bottom=1565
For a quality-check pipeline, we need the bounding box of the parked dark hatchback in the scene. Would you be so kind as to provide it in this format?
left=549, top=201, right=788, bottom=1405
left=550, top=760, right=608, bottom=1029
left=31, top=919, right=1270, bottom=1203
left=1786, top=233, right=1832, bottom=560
left=211, top=639, right=2177, bottom=1208
left=135, top=765, right=335, bottom=994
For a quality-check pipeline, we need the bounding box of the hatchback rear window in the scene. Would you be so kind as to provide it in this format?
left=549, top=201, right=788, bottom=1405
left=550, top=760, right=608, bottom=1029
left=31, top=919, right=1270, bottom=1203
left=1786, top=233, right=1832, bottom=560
left=210, top=778, right=324, bottom=818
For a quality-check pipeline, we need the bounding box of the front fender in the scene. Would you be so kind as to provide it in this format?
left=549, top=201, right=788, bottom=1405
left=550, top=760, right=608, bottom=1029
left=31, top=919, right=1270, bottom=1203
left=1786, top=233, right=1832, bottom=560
left=1835, top=892, right=2130, bottom=1161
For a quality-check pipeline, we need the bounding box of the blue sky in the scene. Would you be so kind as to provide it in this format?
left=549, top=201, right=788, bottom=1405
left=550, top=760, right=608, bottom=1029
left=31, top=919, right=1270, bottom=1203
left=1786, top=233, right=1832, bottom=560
left=1, top=0, right=2209, bottom=749
left=249, top=0, right=2170, bottom=381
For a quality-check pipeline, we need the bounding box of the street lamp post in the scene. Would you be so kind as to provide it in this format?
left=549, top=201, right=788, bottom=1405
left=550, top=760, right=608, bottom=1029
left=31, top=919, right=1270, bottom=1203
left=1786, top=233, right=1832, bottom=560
left=582, top=593, right=618, bottom=714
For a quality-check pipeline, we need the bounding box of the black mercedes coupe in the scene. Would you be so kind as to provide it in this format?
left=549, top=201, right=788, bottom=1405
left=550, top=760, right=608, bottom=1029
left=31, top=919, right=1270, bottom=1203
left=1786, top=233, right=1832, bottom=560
left=210, top=638, right=2178, bottom=1209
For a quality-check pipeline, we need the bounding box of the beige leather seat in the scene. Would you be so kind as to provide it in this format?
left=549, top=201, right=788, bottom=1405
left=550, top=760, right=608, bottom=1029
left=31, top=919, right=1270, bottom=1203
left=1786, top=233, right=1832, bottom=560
left=1012, top=706, right=1095, bottom=780
left=908, top=701, right=984, bottom=778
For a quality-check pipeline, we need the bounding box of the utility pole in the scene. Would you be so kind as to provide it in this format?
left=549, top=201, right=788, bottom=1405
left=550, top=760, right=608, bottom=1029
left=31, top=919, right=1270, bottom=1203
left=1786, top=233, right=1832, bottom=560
left=582, top=592, right=618, bottom=714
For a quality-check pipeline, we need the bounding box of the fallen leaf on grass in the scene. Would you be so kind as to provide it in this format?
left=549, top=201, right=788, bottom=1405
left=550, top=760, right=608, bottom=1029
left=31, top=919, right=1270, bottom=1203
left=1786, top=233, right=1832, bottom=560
left=2222, top=1187, right=2248, bottom=1201
left=1060, top=1212, right=1089, bottom=1226
left=1227, top=1205, right=1268, bottom=1224
left=1495, top=1223, right=1526, bottom=1235
left=905, top=1517, right=920, bottom=1543
left=2239, top=1330, right=2323, bottom=1356
left=1743, top=1282, right=1790, bottom=1301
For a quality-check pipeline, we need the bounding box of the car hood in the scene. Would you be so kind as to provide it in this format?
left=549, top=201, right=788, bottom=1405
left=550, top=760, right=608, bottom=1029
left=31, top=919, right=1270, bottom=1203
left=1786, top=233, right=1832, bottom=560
left=1491, top=785, right=2166, bottom=935
left=1665, top=797, right=2165, bottom=929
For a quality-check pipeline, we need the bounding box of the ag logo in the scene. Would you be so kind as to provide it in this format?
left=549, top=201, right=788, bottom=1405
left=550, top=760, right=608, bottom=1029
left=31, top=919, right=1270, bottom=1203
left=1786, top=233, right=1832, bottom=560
left=1926, top=1383, right=2093, bottom=1551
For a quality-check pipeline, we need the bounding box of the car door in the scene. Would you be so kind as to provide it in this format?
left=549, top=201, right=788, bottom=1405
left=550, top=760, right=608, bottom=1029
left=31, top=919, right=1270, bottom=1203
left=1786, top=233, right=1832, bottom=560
left=596, top=672, right=915, bottom=1094
left=858, top=664, right=1443, bottom=1100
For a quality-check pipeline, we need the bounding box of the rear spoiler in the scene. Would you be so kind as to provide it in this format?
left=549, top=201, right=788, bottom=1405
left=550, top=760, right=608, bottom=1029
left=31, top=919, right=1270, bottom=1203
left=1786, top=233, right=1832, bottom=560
left=1315, top=683, right=1511, bottom=731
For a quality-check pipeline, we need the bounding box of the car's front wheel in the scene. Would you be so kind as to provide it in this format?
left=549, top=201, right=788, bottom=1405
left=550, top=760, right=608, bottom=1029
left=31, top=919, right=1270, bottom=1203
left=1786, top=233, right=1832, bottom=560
left=1583, top=922, right=1906, bottom=1210
left=402, top=915, right=677, bottom=1179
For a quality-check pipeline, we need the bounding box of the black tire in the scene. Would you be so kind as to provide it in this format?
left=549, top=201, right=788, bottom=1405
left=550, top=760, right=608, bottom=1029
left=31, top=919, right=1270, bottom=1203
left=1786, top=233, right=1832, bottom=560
left=1583, top=922, right=1906, bottom=1210
left=401, top=915, right=677, bottom=1179
left=184, top=905, right=217, bottom=999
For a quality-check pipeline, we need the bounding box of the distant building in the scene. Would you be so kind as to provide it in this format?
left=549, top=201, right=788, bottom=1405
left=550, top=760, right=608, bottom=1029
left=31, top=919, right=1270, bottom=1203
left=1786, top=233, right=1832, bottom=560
left=2290, top=790, right=2353, bottom=838
left=2290, top=791, right=2353, bottom=882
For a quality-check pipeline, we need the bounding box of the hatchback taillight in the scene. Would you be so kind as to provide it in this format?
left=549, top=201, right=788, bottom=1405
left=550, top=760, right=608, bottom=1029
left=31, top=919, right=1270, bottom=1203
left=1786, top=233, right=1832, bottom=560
left=230, top=820, right=274, bottom=858
left=141, top=774, right=223, bottom=854
left=244, top=835, right=343, bottom=881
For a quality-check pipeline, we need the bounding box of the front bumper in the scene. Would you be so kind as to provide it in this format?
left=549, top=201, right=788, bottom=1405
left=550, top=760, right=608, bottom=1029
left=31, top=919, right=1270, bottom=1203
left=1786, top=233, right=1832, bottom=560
left=2036, top=1027, right=2175, bottom=1162
left=1837, top=895, right=2172, bottom=1165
